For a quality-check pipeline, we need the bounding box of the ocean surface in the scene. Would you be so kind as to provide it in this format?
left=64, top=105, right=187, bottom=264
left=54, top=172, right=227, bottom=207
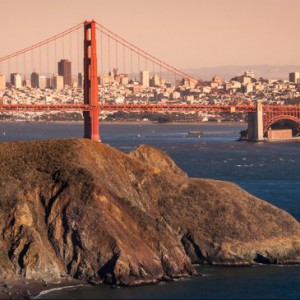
left=1, top=121, right=300, bottom=299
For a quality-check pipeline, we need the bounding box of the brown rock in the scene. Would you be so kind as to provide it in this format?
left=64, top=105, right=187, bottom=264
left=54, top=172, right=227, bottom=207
left=0, top=138, right=299, bottom=286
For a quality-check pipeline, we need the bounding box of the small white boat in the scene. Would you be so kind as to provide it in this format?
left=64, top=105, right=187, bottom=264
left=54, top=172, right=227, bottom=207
left=188, top=131, right=203, bottom=136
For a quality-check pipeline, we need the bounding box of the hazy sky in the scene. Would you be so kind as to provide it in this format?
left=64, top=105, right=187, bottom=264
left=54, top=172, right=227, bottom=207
left=0, top=0, right=299, bottom=69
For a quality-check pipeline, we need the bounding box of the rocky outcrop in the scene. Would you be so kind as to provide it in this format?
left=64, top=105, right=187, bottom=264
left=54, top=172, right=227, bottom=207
left=0, top=138, right=300, bottom=285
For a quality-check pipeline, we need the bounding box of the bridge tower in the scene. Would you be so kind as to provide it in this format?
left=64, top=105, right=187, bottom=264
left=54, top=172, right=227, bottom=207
left=247, top=101, right=264, bottom=141
left=83, top=20, right=100, bottom=141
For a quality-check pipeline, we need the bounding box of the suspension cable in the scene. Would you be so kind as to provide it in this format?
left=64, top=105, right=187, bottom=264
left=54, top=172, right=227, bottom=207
left=95, top=22, right=198, bottom=83
left=0, top=22, right=83, bottom=63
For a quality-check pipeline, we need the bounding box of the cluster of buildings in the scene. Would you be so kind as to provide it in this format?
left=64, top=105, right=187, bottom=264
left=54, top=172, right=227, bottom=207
left=200, top=71, right=300, bottom=106
left=0, top=60, right=300, bottom=121
left=0, top=59, right=78, bottom=92
left=97, top=70, right=300, bottom=107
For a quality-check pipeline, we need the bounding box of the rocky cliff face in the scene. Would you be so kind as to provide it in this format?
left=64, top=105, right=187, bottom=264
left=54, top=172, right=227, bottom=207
left=0, top=139, right=300, bottom=285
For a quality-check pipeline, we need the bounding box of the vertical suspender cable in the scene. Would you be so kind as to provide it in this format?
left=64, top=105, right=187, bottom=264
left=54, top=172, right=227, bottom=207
left=130, top=49, right=133, bottom=81
left=69, top=31, right=72, bottom=86
left=23, top=52, right=26, bottom=81
left=115, top=39, right=118, bottom=72
left=123, top=43, right=125, bottom=75
left=152, top=61, right=154, bottom=79
left=16, top=55, right=18, bottom=73
left=108, top=35, right=110, bottom=74
left=77, top=27, right=80, bottom=77
left=69, top=31, right=72, bottom=64
left=100, top=30, right=103, bottom=76
left=39, top=46, right=42, bottom=74
left=54, top=37, right=57, bottom=74
left=31, top=48, right=34, bottom=72
left=62, top=35, right=65, bottom=59
left=138, top=50, right=140, bottom=79
left=8, top=59, right=10, bottom=83
left=7, top=60, right=10, bottom=81
left=160, top=64, right=162, bottom=85
left=47, top=41, right=49, bottom=78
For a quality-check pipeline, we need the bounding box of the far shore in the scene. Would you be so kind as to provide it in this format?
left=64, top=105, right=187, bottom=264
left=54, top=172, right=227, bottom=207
left=265, top=136, right=300, bottom=142
left=0, top=120, right=247, bottom=126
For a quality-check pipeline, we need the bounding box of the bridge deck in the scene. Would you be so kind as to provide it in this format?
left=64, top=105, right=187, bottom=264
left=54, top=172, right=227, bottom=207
left=0, top=104, right=258, bottom=112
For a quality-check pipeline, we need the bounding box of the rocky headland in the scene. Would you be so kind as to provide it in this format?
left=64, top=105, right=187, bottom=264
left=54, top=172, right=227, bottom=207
left=0, top=138, right=300, bottom=298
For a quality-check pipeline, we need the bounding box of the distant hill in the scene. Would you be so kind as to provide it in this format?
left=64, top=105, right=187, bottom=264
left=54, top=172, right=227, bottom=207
left=184, top=65, right=300, bottom=81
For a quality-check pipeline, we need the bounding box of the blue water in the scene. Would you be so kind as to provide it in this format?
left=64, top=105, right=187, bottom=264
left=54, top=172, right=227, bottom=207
left=1, top=122, right=300, bottom=299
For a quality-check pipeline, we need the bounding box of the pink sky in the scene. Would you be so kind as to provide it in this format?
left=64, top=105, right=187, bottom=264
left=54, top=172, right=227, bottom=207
left=0, top=0, right=299, bottom=69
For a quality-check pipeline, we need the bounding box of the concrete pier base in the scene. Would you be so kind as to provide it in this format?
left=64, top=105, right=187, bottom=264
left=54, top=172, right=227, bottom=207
left=247, top=101, right=264, bottom=141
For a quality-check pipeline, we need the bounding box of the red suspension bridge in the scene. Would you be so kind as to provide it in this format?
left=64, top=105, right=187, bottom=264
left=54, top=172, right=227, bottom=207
left=0, top=20, right=300, bottom=141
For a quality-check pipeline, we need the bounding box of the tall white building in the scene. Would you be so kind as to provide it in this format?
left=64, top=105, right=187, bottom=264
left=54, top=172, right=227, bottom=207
left=0, top=74, right=6, bottom=90
left=39, top=75, right=46, bottom=89
left=53, top=74, right=64, bottom=90
left=140, top=70, right=149, bottom=87
left=10, top=73, right=22, bottom=89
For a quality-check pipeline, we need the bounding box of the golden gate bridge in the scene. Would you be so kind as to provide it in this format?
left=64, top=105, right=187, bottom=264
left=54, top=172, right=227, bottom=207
left=0, top=20, right=300, bottom=141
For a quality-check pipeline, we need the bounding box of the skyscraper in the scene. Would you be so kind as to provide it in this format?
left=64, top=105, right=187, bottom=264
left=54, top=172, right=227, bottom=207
left=289, top=72, right=300, bottom=84
left=78, top=72, right=83, bottom=87
left=39, top=76, right=46, bottom=89
left=140, top=70, right=149, bottom=87
left=52, top=74, right=64, bottom=90
left=31, top=72, right=39, bottom=88
left=10, top=73, right=22, bottom=89
left=58, top=59, right=72, bottom=87
left=46, top=78, right=52, bottom=88
left=150, top=74, right=160, bottom=87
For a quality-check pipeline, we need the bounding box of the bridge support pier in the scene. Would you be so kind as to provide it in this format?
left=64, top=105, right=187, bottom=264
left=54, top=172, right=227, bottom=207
left=83, top=20, right=100, bottom=141
left=83, top=107, right=100, bottom=141
left=247, top=101, right=264, bottom=141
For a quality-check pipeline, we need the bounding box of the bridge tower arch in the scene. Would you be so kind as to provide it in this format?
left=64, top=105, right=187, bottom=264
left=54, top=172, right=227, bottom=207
left=263, top=116, right=300, bottom=136
left=83, top=20, right=100, bottom=141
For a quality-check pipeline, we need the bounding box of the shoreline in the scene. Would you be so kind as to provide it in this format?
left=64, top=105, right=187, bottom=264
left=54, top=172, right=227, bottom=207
left=0, top=278, right=86, bottom=300
left=0, top=120, right=247, bottom=126
left=264, top=137, right=300, bottom=142
left=34, top=283, right=88, bottom=299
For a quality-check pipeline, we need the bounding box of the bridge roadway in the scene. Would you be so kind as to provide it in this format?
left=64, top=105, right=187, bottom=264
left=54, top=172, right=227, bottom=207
left=0, top=104, right=299, bottom=113
left=0, top=103, right=260, bottom=113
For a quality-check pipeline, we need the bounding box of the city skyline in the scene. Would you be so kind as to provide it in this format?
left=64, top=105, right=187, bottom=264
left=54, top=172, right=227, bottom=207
left=0, top=66, right=184, bottom=90
left=0, top=0, right=299, bottom=71
left=1, top=58, right=300, bottom=89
